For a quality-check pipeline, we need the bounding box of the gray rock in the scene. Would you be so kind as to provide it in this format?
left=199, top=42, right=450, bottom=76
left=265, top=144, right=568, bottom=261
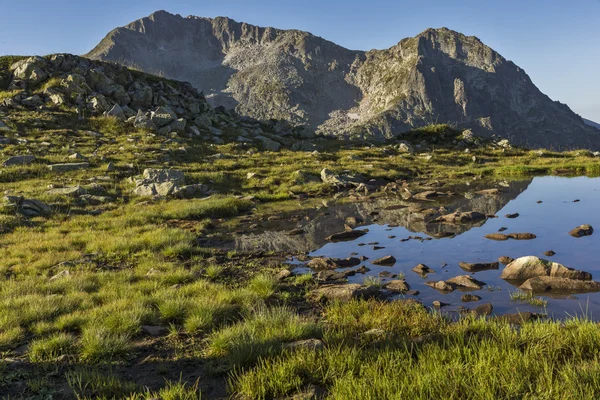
left=3, top=155, right=35, bottom=166
left=151, top=106, right=177, bottom=127
left=11, top=56, right=48, bottom=85
left=256, top=135, right=281, bottom=151
left=172, top=184, right=209, bottom=199
left=48, top=163, right=89, bottom=172
left=519, top=276, right=600, bottom=294
left=500, top=256, right=592, bottom=281
left=106, top=104, right=126, bottom=121
left=310, top=284, right=379, bottom=302
left=47, top=186, right=87, bottom=197
left=142, top=168, right=185, bottom=186
left=133, top=109, right=156, bottom=131
left=446, top=275, right=486, bottom=290
left=19, top=199, right=51, bottom=217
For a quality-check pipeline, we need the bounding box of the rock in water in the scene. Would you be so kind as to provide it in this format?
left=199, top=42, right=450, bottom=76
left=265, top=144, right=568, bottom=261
left=519, top=276, right=600, bottom=294
left=569, top=225, right=594, bottom=238
left=500, top=256, right=592, bottom=281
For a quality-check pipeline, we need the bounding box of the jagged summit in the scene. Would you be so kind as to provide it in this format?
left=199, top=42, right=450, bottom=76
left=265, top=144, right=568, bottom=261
left=87, top=11, right=600, bottom=149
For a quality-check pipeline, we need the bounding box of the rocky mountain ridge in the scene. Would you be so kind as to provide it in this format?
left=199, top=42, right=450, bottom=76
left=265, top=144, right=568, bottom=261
left=87, top=10, right=600, bottom=149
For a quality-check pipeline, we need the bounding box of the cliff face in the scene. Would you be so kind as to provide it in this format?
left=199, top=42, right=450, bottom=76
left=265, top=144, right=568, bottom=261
left=87, top=11, right=600, bottom=149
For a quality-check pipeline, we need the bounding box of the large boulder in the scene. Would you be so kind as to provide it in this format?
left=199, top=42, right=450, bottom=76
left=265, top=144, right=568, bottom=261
left=133, top=168, right=189, bottom=198
left=569, top=225, right=594, bottom=238
left=128, top=81, right=153, bottom=109
left=151, top=106, right=177, bottom=127
left=519, top=276, right=600, bottom=294
left=142, top=168, right=185, bottom=186
left=133, top=110, right=156, bottom=131
left=500, top=256, right=592, bottom=281
left=105, top=104, right=125, bottom=121
left=310, top=284, right=379, bottom=302
left=11, top=56, right=48, bottom=85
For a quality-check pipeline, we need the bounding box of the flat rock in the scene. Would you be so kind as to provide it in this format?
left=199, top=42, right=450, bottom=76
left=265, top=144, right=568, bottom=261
left=505, top=213, right=520, bottom=218
left=461, top=294, right=482, bottom=302
left=412, top=263, right=434, bottom=275
left=307, top=257, right=361, bottom=270
left=519, top=276, right=600, bottom=294
left=501, top=256, right=592, bottom=281
left=459, top=261, right=499, bottom=272
left=485, top=232, right=536, bottom=241
left=3, top=155, right=35, bottom=166
left=446, top=275, right=486, bottom=290
left=326, top=229, right=367, bottom=242
left=569, top=224, right=594, bottom=238
left=384, top=279, right=409, bottom=292
left=48, top=163, right=89, bottom=172
left=426, top=280, right=455, bottom=293
left=372, top=255, right=396, bottom=266
left=310, top=284, right=379, bottom=302
left=498, top=256, right=514, bottom=265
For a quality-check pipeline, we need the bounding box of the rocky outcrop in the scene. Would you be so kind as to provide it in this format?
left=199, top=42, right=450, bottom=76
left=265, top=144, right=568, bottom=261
left=87, top=10, right=600, bottom=149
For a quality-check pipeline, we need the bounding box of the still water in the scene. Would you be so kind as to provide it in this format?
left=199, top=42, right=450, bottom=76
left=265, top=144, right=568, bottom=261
left=237, top=176, right=600, bottom=319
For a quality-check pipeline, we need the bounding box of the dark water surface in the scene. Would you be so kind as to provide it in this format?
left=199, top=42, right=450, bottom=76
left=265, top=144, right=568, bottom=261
left=236, top=176, right=600, bottom=319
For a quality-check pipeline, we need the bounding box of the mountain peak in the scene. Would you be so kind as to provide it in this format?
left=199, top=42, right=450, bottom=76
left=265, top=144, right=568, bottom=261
left=85, top=13, right=600, bottom=149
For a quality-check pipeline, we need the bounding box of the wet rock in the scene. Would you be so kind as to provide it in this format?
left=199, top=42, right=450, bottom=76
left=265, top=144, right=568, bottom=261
left=3, top=155, right=35, bottom=166
left=433, top=211, right=486, bottom=224
left=407, top=290, right=420, bottom=296
left=485, top=233, right=509, bottom=241
left=48, top=163, right=89, bottom=172
left=426, top=280, right=455, bottom=293
left=569, top=224, right=594, bottom=238
left=384, top=279, right=409, bottom=293
left=310, top=284, right=379, bottom=302
left=498, top=256, right=514, bottom=265
left=498, top=227, right=508, bottom=232
left=461, top=294, right=481, bottom=302
left=283, top=339, right=324, bottom=351
left=485, top=232, right=536, bottom=241
left=472, top=303, right=493, bottom=317
left=509, top=233, right=537, bottom=240
left=412, top=264, right=434, bottom=276
left=372, top=255, right=396, bottom=266
left=446, top=275, right=486, bottom=290
left=432, top=300, right=449, bottom=308
left=505, top=213, right=520, bottom=218
left=543, top=250, right=556, bottom=257
left=519, top=276, right=600, bottom=294
left=307, top=257, right=361, bottom=270
left=501, top=256, right=592, bottom=281
left=459, top=261, right=499, bottom=273
left=326, top=229, right=367, bottom=242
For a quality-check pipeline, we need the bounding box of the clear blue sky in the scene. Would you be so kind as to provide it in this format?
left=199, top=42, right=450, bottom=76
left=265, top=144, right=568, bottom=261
left=1, top=0, right=599, bottom=121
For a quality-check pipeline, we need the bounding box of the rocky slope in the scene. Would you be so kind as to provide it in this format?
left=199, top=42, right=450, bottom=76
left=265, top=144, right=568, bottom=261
left=0, top=54, right=312, bottom=151
left=87, top=10, right=600, bottom=149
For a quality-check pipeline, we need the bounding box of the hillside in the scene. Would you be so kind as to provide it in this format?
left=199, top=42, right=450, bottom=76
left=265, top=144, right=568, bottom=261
left=87, top=10, right=600, bottom=149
